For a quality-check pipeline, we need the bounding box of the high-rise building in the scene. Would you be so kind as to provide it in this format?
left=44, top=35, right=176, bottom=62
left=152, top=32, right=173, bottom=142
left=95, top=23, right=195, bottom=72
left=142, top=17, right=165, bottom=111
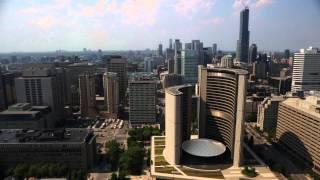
left=103, top=72, right=119, bottom=115
left=158, top=44, right=163, bottom=57
left=129, top=80, right=156, bottom=126
left=79, top=73, right=96, bottom=116
left=185, top=43, right=192, bottom=50
left=169, top=39, right=173, bottom=49
left=276, top=95, right=320, bottom=173
left=174, top=39, right=182, bottom=52
left=291, top=47, right=320, bottom=92
left=220, top=55, right=234, bottom=68
left=56, top=67, right=71, bottom=105
left=257, top=96, right=284, bottom=132
left=198, top=66, right=248, bottom=166
left=284, top=49, right=290, bottom=59
left=253, top=60, right=267, bottom=79
left=168, top=59, right=175, bottom=74
left=161, top=74, right=183, bottom=89
left=249, top=44, right=257, bottom=64
left=144, top=57, right=154, bottom=72
left=164, top=84, right=193, bottom=164
left=236, top=7, right=250, bottom=63
left=212, top=43, right=218, bottom=57
left=0, top=70, right=5, bottom=111
left=15, top=66, right=63, bottom=127
left=165, top=48, right=174, bottom=62
left=174, top=50, right=182, bottom=74
left=105, top=56, right=128, bottom=103
left=181, top=49, right=199, bottom=83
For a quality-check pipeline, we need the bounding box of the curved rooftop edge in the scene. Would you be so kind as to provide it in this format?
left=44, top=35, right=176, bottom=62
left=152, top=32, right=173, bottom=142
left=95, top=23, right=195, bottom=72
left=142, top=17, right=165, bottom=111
left=206, top=66, right=249, bottom=75
left=182, top=138, right=226, bottom=157
left=166, top=84, right=193, bottom=96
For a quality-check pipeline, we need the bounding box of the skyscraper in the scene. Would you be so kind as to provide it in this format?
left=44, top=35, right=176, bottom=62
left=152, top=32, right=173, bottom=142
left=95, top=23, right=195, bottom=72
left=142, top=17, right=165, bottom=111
left=174, top=39, right=182, bottom=52
left=158, top=43, right=163, bottom=57
left=105, top=56, right=128, bottom=104
left=249, top=43, right=257, bottom=64
left=164, top=84, right=193, bottom=164
left=174, top=50, right=182, bottom=74
left=0, top=69, right=5, bottom=111
left=212, top=43, right=217, bottom=57
left=79, top=73, right=96, bottom=116
left=129, top=80, right=157, bottom=126
left=198, top=66, right=248, bottom=166
left=181, top=49, right=199, bottom=83
left=15, top=65, right=64, bottom=127
left=103, top=72, right=119, bottom=116
left=144, top=57, right=154, bottom=72
left=284, top=49, right=290, bottom=59
left=167, top=58, right=175, bottom=74
left=291, top=47, right=320, bottom=92
left=169, top=39, right=173, bottom=49
left=236, top=7, right=250, bottom=63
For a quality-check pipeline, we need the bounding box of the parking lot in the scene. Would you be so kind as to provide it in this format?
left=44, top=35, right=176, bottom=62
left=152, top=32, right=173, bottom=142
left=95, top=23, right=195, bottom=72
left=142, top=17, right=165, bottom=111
left=92, top=118, right=129, bottom=153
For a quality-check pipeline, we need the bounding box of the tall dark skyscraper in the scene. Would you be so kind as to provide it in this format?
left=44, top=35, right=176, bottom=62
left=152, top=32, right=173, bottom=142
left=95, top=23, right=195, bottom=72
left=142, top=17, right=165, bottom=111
left=236, top=7, right=250, bottom=63
left=284, top=49, right=290, bottom=59
left=249, top=43, right=257, bottom=64
left=158, top=43, right=163, bottom=57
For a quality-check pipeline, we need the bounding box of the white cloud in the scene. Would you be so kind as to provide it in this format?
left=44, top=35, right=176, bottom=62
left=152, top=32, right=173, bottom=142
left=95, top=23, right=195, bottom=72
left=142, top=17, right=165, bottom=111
left=175, top=0, right=215, bottom=16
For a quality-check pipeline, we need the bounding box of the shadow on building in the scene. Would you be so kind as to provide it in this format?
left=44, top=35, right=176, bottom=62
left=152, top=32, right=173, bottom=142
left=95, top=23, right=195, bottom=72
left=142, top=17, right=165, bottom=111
left=277, top=131, right=314, bottom=174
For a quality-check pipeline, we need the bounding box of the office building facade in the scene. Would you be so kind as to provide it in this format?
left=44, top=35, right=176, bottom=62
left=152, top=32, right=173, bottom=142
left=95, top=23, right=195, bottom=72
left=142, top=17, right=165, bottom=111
left=129, top=81, right=157, bottom=126
left=15, top=66, right=63, bottom=128
left=291, top=47, right=320, bottom=92
left=257, top=96, right=284, bottom=131
left=105, top=56, right=128, bottom=104
left=103, top=72, right=119, bottom=115
left=198, top=66, right=248, bottom=167
left=79, top=73, right=96, bottom=116
left=276, top=96, right=320, bottom=173
left=249, top=44, right=257, bottom=64
left=181, top=49, right=199, bottom=83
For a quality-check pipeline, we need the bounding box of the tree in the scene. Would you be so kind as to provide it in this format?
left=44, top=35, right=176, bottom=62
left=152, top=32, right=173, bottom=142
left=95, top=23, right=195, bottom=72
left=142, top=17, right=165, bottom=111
left=247, top=112, right=257, bottom=122
left=106, top=140, right=122, bottom=170
left=143, top=127, right=152, bottom=141
left=151, top=127, right=161, bottom=136
left=120, top=145, right=144, bottom=175
left=13, top=164, right=29, bottom=178
left=111, top=173, right=117, bottom=180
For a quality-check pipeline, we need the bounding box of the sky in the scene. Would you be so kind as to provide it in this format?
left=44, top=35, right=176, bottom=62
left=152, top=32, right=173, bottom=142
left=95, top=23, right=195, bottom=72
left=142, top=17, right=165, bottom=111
left=0, top=0, right=319, bottom=52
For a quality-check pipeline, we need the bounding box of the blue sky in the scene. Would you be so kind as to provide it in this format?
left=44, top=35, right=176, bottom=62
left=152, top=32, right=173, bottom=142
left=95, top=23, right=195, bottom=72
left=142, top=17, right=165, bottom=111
left=0, top=0, right=319, bottom=52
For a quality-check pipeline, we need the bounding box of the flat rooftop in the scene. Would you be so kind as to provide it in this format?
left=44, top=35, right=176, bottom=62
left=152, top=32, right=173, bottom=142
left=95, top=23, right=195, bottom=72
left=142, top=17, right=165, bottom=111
left=0, top=129, right=93, bottom=144
left=282, top=97, right=320, bottom=119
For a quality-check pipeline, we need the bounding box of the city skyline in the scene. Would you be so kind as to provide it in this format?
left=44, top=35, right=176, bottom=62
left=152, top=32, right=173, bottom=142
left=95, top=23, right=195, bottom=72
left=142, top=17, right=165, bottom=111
left=0, top=0, right=319, bottom=53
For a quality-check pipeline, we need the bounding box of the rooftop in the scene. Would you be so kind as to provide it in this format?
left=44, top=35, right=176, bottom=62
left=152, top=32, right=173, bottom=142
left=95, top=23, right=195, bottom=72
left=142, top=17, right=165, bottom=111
left=166, top=84, right=193, bottom=96
left=281, top=96, right=320, bottom=119
left=205, top=66, right=248, bottom=75
left=0, top=129, right=94, bottom=144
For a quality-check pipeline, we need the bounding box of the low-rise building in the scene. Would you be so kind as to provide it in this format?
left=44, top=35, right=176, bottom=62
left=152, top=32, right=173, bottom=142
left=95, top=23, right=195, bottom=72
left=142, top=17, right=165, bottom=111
left=0, top=128, right=97, bottom=170
left=0, top=103, right=50, bottom=129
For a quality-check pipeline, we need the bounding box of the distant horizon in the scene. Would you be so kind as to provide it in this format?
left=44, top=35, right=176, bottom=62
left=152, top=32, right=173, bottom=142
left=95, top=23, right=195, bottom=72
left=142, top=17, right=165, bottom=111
left=0, top=0, right=319, bottom=53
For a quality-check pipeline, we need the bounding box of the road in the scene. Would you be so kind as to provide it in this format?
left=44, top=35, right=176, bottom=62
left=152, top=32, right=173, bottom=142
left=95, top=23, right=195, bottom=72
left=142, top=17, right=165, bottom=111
left=245, top=123, right=309, bottom=180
